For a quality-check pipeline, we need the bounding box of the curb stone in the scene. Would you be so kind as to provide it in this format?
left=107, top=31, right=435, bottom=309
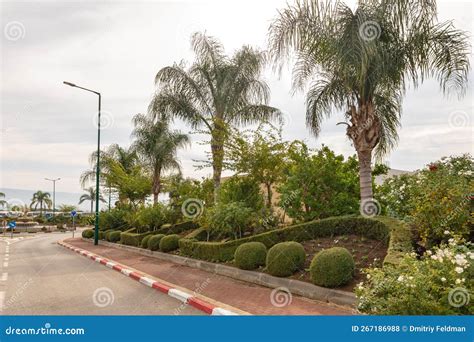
left=82, top=238, right=356, bottom=308
left=58, top=240, right=247, bottom=316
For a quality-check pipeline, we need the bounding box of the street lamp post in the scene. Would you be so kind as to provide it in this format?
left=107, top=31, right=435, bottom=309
left=44, top=177, right=60, bottom=217
left=63, top=81, right=101, bottom=245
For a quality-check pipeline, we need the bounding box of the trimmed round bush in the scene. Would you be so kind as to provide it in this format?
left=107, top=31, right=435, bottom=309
left=310, top=247, right=354, bottom=288
left=234, top=242, right=267, bottom=270
left=108, top=231, right=121, bottom=243
left=266, top=241, right=306, bottom=277
left=141, top=234, right=152, bottom=248
left=159, top=234, right=180, bottom=252
left=82, top=229, right=94, bottom=239
left=148, top=234, right=165, bottom=251
left=105, top=230, right=115, bottom=241
left=98, top=231, right=106, bottom=240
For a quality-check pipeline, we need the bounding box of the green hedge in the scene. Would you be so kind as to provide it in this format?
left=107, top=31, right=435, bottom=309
left=82, top=229, right=94, bottom=239
left=155, top=221, right=198, bottom=235
left=108, top=231, right=121, bottom=243
left=120, top=229, right=153, bottom=247
left=179, top=216, right=411, bottom=263
left=184, top=227, right=208, bottom=241
left=310, top=247, right=354, bottom=287
left=148, top=234, right=165, bottom=251
left=234, top=242, right=267, bottom=270
left=159, top=234, right=180, bottom=252
left=141, top=235, right=152, bottom=248
left=266, top=242, right=306, bottom=277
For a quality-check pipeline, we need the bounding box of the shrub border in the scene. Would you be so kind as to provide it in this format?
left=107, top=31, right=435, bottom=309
left=179, top=216, right=412, bottom=265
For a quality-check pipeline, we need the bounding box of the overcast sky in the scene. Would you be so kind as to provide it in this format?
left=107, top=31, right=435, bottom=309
left=1, top=0, right=473, bottom=196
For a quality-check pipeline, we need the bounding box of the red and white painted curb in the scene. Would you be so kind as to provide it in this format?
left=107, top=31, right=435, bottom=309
left=58, top=241, right=240, bottom=316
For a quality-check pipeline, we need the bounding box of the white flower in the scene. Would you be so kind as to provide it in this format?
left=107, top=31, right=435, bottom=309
left=455, top=279, right=462, bottom=284
left=441, top=277, right=446, bottom=282
left=366, top=274, right=371, bottom=279
left=408, top=276, right=414, bottom=280
left=431, top=255, right=438, bottom=261
left=455, top=267, right=464, bottom=274
left=426, top=250, right=432, bottom=256
left=444, top=230, right=450, bottom=235
left=397, top=275, right=404, bottom=282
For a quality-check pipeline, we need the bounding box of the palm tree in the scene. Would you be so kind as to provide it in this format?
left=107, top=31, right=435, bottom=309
left=79, top=187, right=106, bottom=213
left=268, top=0, right=469, bottom=208
left=0, top=192, right=6, bottom=208
left=59, top=204, right=77, bottom=213
left=151, top=32, right=281, bottom=198
left=30, top=191, right=52, bottom=216
left=80, top=144, right=138, bottom=209
left=131, top=114, right=190, bottom=204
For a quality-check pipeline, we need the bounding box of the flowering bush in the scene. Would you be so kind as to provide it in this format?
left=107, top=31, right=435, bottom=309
left=356, top=234, right=473, bottom=315
left=377, top=154, right=473, bottom=247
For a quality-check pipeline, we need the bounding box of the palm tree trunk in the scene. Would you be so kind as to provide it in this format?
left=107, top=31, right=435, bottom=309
left=357, top=149, right=373, bottom=202
left=153, top=172, right=161, bottom=204
left=211, top=120, right=225, bottom=202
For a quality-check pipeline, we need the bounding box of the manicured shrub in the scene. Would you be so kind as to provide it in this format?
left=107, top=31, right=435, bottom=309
left=310, top=247, right=354, bottom=288
left=82, top=229, right=94, bottom=239
left=105, top=230, right=116, bottom=241
left=179, top=216, right=408, bottom=264
left=120, top=230, right=151, bottom=247
left=141, top=235, right=152, bottom=248
left=234, top=242, right=267, bottom=270
left=266, top=241, right=306, bottom=277
left=148, top=234, right=165, bottom=251
left=159, top=234, right=180, bottom=252
left=98, top=231, right=106, bottom=240
left=108, top=231, right=121, bottom=243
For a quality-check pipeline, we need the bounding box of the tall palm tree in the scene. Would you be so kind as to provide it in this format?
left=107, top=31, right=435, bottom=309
left=79, top=187, right=106, bottom=213
left=268, top=0, right=469, bottom=209
left=151, top=32, right=281, bottom=198
left=131, top=114, right=190, bottom=204
left=30, top=191, right=52, bottom=216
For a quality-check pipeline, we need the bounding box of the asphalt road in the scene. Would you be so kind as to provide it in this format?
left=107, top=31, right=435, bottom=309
left=0, top=232, right=203, bottom=315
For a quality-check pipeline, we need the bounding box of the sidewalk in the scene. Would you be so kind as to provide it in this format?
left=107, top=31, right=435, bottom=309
left=64, top=238, right=354, bottom=315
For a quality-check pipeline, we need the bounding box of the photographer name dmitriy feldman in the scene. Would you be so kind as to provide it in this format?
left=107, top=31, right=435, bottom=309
left=410, top=325, right=466, bottom=333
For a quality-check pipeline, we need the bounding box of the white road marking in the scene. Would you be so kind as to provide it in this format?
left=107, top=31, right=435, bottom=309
left=168, top=289, right=192, bottom=303
left=0, top=273, right=7, bottom=281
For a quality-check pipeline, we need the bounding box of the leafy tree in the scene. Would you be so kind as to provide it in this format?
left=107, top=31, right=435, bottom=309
left=218, top=176, right=264, bottom=211
left=30, top=191, right=52, bottom=216
left=131, top=114, right=189, bottom=203
left=269, top=0, right=470, bottom=206
left=105, top=162, right=152, bottom=208
left=203, top=201, right=256, bottom=240
left=151, top=32, right=281, bottom=199
left=224, top=123, right=288, bottom=209
left=58, top=204, right=77, bottom=213
left=278, top=143, right=360, bottom=221
left=78, top=187, right=106, bottom=213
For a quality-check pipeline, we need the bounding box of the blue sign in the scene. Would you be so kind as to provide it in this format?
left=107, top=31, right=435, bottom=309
left=7, top=221, right=16, bottom=229
left=71, top=210, right=77, bottom=217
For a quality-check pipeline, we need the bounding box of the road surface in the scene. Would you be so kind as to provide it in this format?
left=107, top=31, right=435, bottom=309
left=0, top=232, right=203, bottom=315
